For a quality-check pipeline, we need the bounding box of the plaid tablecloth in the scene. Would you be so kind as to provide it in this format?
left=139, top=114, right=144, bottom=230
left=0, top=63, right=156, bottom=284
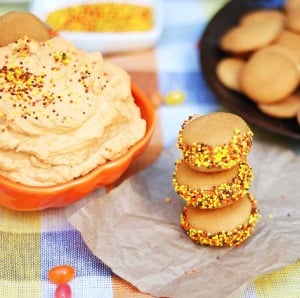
left=0, top=1, right=299, bottom=297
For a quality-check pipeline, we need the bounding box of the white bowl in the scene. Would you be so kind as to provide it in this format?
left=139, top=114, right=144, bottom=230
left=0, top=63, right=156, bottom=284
left=29, top=0, right=163, bottom=53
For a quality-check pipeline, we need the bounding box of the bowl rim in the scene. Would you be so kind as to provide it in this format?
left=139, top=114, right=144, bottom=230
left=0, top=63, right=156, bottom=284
left=0, top=83, right=155, bottom=193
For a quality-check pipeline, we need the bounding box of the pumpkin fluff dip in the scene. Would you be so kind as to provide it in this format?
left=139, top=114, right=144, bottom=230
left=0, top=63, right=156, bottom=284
left=177, top=112, right=253, bottom=172
left=0, top=36, right=146, bottom=186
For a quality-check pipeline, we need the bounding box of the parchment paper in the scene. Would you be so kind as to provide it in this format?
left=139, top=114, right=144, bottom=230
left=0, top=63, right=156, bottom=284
left=69, top=134, right=300, bottom=298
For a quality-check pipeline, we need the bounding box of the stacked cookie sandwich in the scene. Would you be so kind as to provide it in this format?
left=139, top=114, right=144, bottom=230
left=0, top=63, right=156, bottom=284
left=173, top=112, right=259, bottom=247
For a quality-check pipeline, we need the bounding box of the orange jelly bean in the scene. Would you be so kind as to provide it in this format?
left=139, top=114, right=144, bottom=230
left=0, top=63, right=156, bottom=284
left=48, top=265, right=75, bottom=284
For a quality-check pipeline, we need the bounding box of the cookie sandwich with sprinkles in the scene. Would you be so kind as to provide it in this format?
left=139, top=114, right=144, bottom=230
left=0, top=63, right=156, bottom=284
left=181, top=193, right=259, bottom=247
left=177, top=112, right=253, bottom=172
left=173, top=112, right=259, bottom=247
left=173, top=159, right=253, bottom=209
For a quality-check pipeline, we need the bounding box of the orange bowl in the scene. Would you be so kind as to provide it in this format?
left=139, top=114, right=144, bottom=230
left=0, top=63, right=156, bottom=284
left=0, top=84, right=156, bottom=211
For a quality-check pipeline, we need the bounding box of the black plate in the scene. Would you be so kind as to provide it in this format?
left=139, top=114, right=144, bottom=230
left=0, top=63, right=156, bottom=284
left=200, top=0, right=300, bottom=140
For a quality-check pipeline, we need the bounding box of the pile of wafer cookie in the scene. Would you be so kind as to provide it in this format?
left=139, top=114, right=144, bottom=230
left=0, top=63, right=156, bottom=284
left=173, top=112, right=259, bottom=247
left=216, top=0, right=300, bottom=124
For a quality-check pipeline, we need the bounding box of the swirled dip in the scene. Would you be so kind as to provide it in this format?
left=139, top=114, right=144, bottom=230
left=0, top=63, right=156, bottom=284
left=0, top=36, right=146, bottom=186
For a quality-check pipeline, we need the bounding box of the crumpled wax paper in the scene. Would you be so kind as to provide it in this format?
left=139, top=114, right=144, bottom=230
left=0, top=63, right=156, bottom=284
left=68, top=134, right=300, bottom=298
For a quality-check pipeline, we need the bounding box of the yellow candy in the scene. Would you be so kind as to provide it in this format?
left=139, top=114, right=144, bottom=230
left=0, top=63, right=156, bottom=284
left=164, top=90, right=185, bottom=105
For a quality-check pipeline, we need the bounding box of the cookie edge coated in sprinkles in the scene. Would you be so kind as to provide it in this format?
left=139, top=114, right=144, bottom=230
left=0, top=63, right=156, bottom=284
left=180, top=193, right=259, bottom=247
left=173, top=160, right=253, bottom=208
left=177, top=114, right=254, bottom=170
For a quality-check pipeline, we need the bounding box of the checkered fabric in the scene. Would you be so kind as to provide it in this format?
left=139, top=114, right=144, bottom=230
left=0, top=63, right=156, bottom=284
left=0, top=1, right=298, bottom=297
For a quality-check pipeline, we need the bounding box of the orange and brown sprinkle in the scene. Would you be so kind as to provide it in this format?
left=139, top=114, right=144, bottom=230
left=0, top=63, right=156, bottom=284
left=180, top=194, right=259, bottom=247
left=177, top=115, right=253, bottom=170
left=173, top=160, right=253, bottom=208
left=46, top=3, right=153, bottom=32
